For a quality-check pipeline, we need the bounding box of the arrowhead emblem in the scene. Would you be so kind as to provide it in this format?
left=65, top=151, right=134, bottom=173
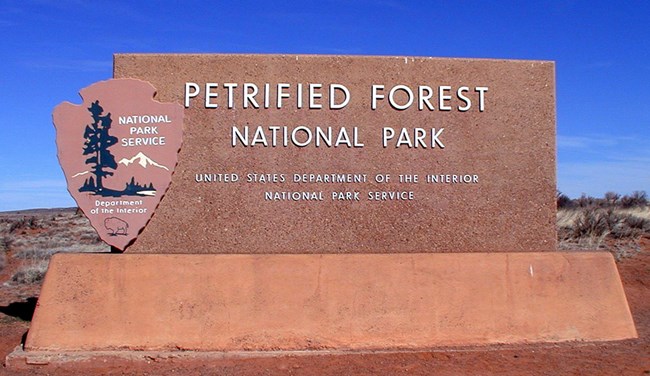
left=53, top=79, right=183, bottom=251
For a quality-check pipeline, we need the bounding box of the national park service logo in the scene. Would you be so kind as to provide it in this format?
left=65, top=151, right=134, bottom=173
left=53, top=79, right=183, bottom=251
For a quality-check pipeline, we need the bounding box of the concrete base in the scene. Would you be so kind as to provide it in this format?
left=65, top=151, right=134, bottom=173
left=23, top=252, right=636, bottom=353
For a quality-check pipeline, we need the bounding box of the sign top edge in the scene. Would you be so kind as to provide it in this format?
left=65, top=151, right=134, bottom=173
left=112, top=53, right=555, bottom=65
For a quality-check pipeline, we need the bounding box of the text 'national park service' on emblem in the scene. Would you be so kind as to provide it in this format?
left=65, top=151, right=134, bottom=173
left=54, top=79, right=183, bottom=251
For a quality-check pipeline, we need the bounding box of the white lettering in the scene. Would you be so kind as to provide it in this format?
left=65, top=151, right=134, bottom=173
left=389, top=85, right=414, bottom=110
left=184, top=82, right=200, bottom=108
left=371, top=84, right=384, bottom=110
left=205, top=83, right=219, bottom=108
left=329, top=84, right=350, bottom=109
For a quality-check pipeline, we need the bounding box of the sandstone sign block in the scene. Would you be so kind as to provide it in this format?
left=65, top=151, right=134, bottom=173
left=113, top=55, right=557, bottom=254
left=24, top=252, right=637, bottom=352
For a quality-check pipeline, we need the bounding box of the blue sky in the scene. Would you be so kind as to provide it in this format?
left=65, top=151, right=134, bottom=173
left=0, top=0, right=648, bottom=211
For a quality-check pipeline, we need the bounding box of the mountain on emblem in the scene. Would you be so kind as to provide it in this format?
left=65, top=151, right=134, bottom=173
left=118, top=152, right=170, bottom=171
left=53, top=79, right=183, bottom=251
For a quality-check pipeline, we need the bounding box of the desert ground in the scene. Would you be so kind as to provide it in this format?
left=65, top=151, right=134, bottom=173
left=0, top=202, right=648, bottom=375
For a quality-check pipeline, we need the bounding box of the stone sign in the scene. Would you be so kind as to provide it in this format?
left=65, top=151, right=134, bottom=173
left=53, top=79, right=183, bottom=250
left=114, top=54, right=556, bottom=253
left=11, top=55, right=636, bottom=363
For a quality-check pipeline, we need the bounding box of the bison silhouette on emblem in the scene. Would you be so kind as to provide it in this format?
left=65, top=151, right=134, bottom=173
left=104, top=217, right=128, bottom=236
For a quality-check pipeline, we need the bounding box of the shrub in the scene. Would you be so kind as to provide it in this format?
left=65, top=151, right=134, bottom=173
left=79, top=232, right=102, bottom=243
left=14, top=248, right=54, bottom=261
left=0, top=251, right=5, bottom=273
left=609, top=218, right=639, bottom=239
left=569, top=207, right=648, bottom=240
left=0, top=236, right=8, bottom=273
left=576, top=194, right=597, bottom=208
left=604, top=191, right=620, bottom=206
left=556, top=191, right=649, bottom=210
left=572, top=208, right=610, bottom=238
left=9, top=216, right=41, bottom=233
left=556, top=191, right=574, bottom=209
left=11, top=261, right=48, bottom=284
left=620, top=191, right=648, bottom=208
left=621, top=215, right=650, bottom=235
left=0, top=236, right=9, bottom=253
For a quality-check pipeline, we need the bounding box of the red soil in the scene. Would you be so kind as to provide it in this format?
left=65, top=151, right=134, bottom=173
left=1, top=238, right=648, bottom=375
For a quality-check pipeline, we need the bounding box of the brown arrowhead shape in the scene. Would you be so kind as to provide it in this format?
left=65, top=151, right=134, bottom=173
left=53, top=79, right=183, bottom=251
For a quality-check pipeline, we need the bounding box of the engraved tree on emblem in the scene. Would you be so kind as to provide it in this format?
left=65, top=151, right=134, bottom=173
left=79, top=100, right=118, bottom=195
left=78, top=100, right=157, bottom=197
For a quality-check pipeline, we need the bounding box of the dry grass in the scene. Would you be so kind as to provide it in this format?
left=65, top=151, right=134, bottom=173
left=0, top=208, right=109, bottom=284
left=558, top=206, right=650, bottom=259
left=11, top=260, right=48, bottom=284
left=0, top=250, right=5, bottom=273
left=0, top=235, right=7, bottom=272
